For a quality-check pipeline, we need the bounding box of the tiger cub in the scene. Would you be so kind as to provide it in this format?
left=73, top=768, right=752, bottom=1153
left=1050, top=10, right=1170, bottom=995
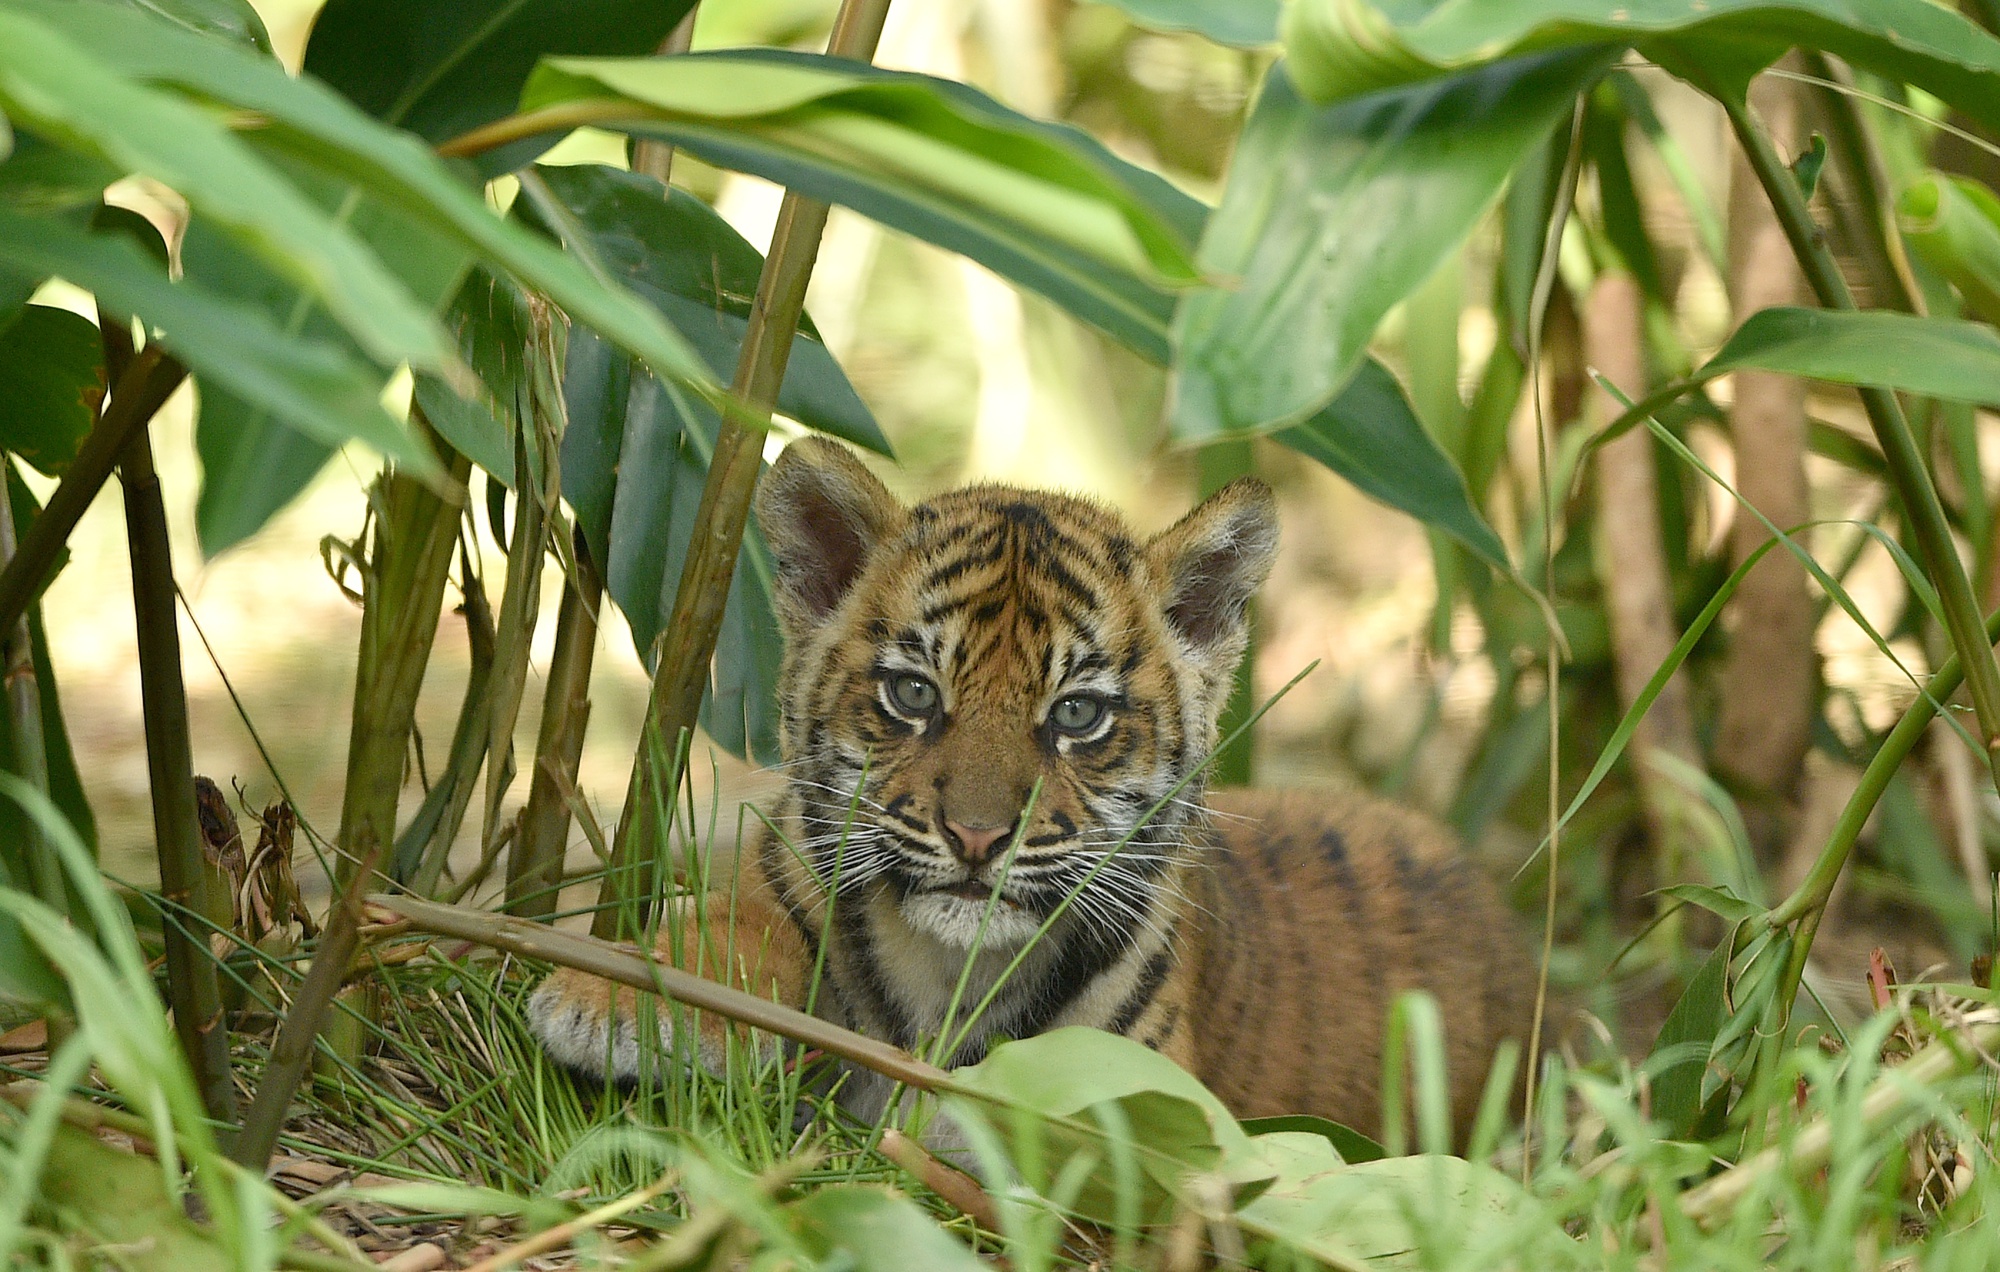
left=530, top=438, right=1536, bottom=1137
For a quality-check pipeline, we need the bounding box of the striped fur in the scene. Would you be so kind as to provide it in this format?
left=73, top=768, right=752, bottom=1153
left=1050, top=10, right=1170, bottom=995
left=530, top=438, right=1534, bottom=1138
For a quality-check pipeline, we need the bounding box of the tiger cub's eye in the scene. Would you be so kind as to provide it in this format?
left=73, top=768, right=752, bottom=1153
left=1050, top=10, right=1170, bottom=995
left=1050, top=695, right=1107, bottom=735
left=889, top=673, right=940, bottom=716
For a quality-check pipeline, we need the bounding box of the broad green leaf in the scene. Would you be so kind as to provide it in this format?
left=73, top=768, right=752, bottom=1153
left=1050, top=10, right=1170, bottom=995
left=1172, top=52, right=1608, bottom=437
left=524, top=164, right=887, bottom=453
left=521, top=49, right=1205, bottom=361
left=1702, top=307, right=2000, bottom=404
left=0, top=7, right=455, bottom=376
left=1271, top=359, right=1509, bottom=571
left=184, top=149, right=472, bottom=553
left=22, top=0, right=719, bottom=400
left=115, top=0, right=271, bottom=51
left=0, top=128, right=115, bottom=323
left=1647, top=934, right=1732, bottom=1140
left=0, top=209, right=427, bottom=468
left=1088, top=0, right=1279, bottom=47
left=1235, top=1153, right=1568, bottom=1268
left=303, top=0, right=697, bottom=177
left=30, top=1123, right=232, bottom=1272
left=788, top=1187, right=987, bottom=1272
left=411, top=267, right=535, bottom=489
left=0, top=304, right=101, bottom=476
left=1240, top=1114, right=1386, bottom=1165
left=1655, top=884, right=1763, bottom=927
left=948, top=1027, right=1256, bottom=1221
left=1900, top=174, right=2000, bottom=326
left=1281, top=0, right=2000, bottom=122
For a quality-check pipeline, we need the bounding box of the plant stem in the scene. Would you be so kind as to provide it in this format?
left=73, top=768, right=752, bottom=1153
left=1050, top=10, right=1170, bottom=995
left=595, top=0, right=897, bottom=939
left=373, top=893, right=950, bottom=1091
left=232, top=838, right=384, bottom=1171
left=507, top=535, right=600, bottom=917
left=0, top=348, right=184, bottom=639
left=120, top=427, right=238, bottom=1128
left=335, top=412, right=470, bottom=887
left=1724, top=91, right=2000, bottom=793
left=1764, top=604, right=2000, bottom=1018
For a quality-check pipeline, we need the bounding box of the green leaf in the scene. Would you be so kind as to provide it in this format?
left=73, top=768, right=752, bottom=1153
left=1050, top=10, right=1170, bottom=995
left=1655, top=884, right=1763, bottom=927
left=411, top=267, right=536, bottom=489
left=788, top=1187, right=987, bottom=1272
left=1702, top=307, right=2000, bottom=405
left=948, top=1027, right=1253, bottom=1221
left=1240, top=1114, right=1386, bottom=1165
left=1235, top=1153, right=1567, bottom=1268
left=522, top=49, right=1205, bottom=361
left=1280, top=0, right=2000, bottom=123
left=560, top=329, right=783, bottom=764
left=1900, top=174, right=2000, bottom=326
left=1087, top=0, right=1279, bottom=48
left=1172, top=52, right=1608, bottom=437
left=521, top=164, right=888, bottom=454
left=0, top=208, right=428, bottom=469
left=302, top=0, right=697, bottom=177
left=30, top=1122, right=232, bottom=1271
left=1647, top=934, right=1732, bottom=1139
left=0, top=304, right=102, bottom=477
left=115, top=0, right=271, bottom=52
left=184, top=148, right=472, bottom=553
left=1271, top=359, right=1510, bottom=571
left=0, top=6, right=456, bottom=376
left=24, top=0, right=720, bottom=401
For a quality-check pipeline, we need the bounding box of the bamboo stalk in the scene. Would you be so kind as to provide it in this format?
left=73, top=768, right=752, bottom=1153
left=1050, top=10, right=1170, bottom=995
left=372, top=893, right=950, bottom=1091
left=507, top=536, right=599, bottom=917
left=398, top=555, right=496, bottom=895
left=1722, top=90, right=2000, bottom=795
left=232, top=836, right=385, bottom=1171
left=595, top=0, right=897, bottom=939
left=0, top=348, right=184, bottom=639
left=0, top=458, right=60, bottom=920
left=120, top=427, right=238, bottom=1128
left=335, top=412, right=471, bottom=887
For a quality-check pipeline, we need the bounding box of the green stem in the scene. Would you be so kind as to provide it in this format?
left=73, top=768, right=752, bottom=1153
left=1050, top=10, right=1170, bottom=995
left=1724, top=91, right=2000, bottom=791
left=120, top=427, right=237, bottom=1128
left=0, top=347, right=184, bottom=639
left=0, top=458, right=59, bottom=920
left=335, top=412, right=471, bottom=888
left=232, top=836, right=384, bottom=1171
left=507, top=535, right=600, bottom=917
left=595, top=0, right=897, bottom=939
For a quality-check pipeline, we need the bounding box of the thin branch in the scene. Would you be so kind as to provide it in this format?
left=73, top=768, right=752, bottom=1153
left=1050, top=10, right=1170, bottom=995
left=0, top=347, right=184, bottom=638
left=370, top=893, right=951, bottom=1092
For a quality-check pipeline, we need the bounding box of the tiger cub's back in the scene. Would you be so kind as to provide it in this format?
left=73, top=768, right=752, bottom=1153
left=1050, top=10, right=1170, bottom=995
left=1189, top=787, right=1538, bottom=1137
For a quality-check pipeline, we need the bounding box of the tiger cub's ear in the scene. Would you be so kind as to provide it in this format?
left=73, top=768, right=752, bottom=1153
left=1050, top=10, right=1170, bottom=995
left=757, top=438, right=903, bottom=629
left=1146, top=477, right=1279, bottom=664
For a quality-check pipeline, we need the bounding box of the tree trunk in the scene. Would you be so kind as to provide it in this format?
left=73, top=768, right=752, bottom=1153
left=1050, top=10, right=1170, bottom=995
left=1588, top=271, right=1702, bottom=861
left=1715, top=70, right=1818, bottom=863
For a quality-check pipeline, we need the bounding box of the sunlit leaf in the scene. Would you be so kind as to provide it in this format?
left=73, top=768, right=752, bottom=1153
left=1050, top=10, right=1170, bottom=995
left=1173, top=53, right=1607, bottom=437
left=303, top=0, right=697, bottom=176
left=1087, top=0, right=1279, bottom=47
left=1702, top=306, right=2000, bottom=404
left=521, top=49, right=1205, bottom=360
left=1281, top=0, right=2000, bottom=119
left=1900, top=173, right=2000, bottom=326
left=1271, top=359, right=1510, bottom=571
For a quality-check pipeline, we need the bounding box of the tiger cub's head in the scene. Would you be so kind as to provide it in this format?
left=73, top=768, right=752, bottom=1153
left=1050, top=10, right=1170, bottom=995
left=756, top=439, right=1278, bottom=952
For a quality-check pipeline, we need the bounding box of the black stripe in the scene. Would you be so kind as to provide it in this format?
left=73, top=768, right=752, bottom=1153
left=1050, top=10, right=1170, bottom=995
left=1108, top=946, right=1175, bottom=1036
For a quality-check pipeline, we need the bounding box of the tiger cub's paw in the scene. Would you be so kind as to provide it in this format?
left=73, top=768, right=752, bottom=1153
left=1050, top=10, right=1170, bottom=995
left=526, top=967, right=726, bottom=1083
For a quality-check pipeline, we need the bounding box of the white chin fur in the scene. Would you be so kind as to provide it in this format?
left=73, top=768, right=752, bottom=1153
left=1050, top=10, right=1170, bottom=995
left=900, top=892, right=1042, bottom=950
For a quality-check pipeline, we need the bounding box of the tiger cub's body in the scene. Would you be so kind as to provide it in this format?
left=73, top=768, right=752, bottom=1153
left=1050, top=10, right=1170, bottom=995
left=531, top=439, right=1534, bottom=1138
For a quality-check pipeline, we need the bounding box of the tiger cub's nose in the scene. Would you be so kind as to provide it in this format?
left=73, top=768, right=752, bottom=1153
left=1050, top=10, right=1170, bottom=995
left=945, top=820, right=1015, bottom=865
